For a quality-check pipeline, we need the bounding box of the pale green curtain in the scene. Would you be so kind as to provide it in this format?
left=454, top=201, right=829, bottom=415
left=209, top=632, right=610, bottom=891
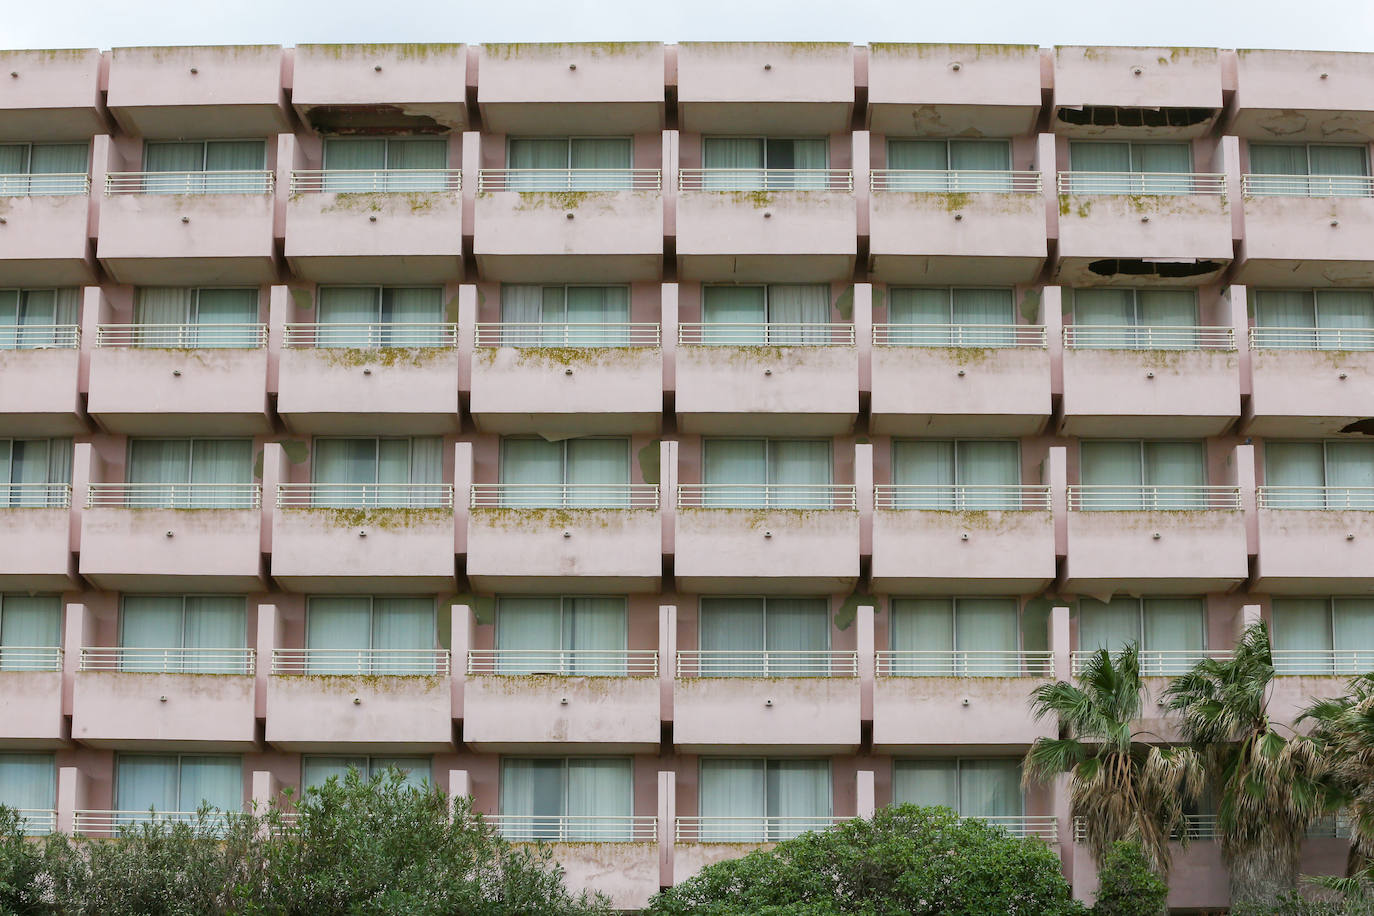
left=1074, top=288, right=1136, bottom=349
left=766, top=285, right=829, bottom=344
left=144, top=142, right=205, bottom=193
left=1316, top=290, right=1374, bottom=349
left=372, top=597, right=435, bottom=674
left=1308, top=145, right=1368, bottom=197
left=1255, top=290, right=1317, bottom=349
left=303, top=757, right=368, bottom=789
left=887, top=139, right=949, bottom=190
left=959, top=759, right=1023, bottom=819
left=1273, top=599, right=1334, bottom=675
left=891, top=599, right=955, bottom=675
left=496, top=597, right=563, bottom=674
left=0, top=145, right=27, bottom=195
left=769, top=439, right=832, bottom=508
left=189, top=439, right=253, bottom=508
left=313, top=438, right=378, bottom=508
left=500, top=438, right=564, bottom=508
left=566, top=438, right=629, bottom=507
left=1333, top=598, right=1374, bottom=674
left=700, top=759, right=766, bottom=841
left=182, top=597, right=247, bottom=673
left=952, top=289, right=1016, bottom=347
left=569, top=138, right=633, bottom=190
left=1136, top=143, right=1193, bottom=194
left=566, top=597, right=627, bottom=675
left=702, top=438, right=767, bottom=508
left=0, top=596, right=61, bottom=671
left=121, top=596, right=184, bottom=672
left=508, top=138, right=569, bottom=191
left=702, top=138, right=765, bottom=190
left=203, top=141, right=266, bottom=193
left=891, top=440, right=955, bottom=508
left=1139, top=290, right=1200, bottom=350
left=317, top=287, right=379, bottom=348
left=949, top=140, right=1012, bottom=190
left=702, top=286, right=767, bottom=344
left=380, top=287, right=444, bottom=347
left=1326, top=441, right=1374, bottom=509
left=376, top=438, right=410, bottom=498
left=957, top=598, right=1019, bottom=675
left=1080, top=440, right=1144, bottom=510
left=892, top=760, right=958, bottom=809
left=193, top=289, right=259, bottom=349
left=700, top=597, right=765, bottom=677
left=408, top=437, right=443, bottom=507
left=27, top=143, right=87, bottom=194
left=1069, top=141, right=1131, bottom=193
left=306, top=597, right=372, bottom=674
left=959, top=441, right=1021, bottom=509
left=766, top=759, right=831, bottom=838
left=887, top=289, right=951, bottom=345
left=135, top=288, right=195, bottom=348
left=115, top=756, right=179, bottom=821
left=0, top=290, right=17, bottom=350
left=499, top=758, right=564, bottom=839
left=767, top=139, right=829, bottom=189
left=322, top=138, right=387, bottom=191
left=1143, top=441, right=1206, bottom=509
left=566, top=758, right=633, bottom=840
left=370, top=757, right=431, bottom=789
left=1265, top=441, right=1325, bottom=509
left=566, top=287, right=631, bottom=346
left=765, top=598, right=829, bottom=676
left=386, top=139, right=447, bottom=191
left=177, top=756, right=241, bottom=812
left=0, top=754, right=55, bottom=819
left=127, top=438, right=191, bottom=508
left=499, top=285, right=551, bottom=347
left=1250, top=144, right=1307, bottom=176
left=4, top=439, right=67, bottom=507
left=1079, top=598, right=1141, bottom=653
left=1143, top=597, right=1205, bottom=673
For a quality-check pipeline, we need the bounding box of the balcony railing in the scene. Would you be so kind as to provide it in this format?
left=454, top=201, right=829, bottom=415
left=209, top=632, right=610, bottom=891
left=1063, top=325, right=1236, bottom=351
left=1073, top=814, right=1352, bottom=842
left=676, top=650, right=858, bottom=678
left=675, top=816, right=846, bottom=842
left=283, top=322, right=459, bottom=349
left=0, top=646, right=62, bottom=672
left=679, top=169, right=853, bottom=191
left=1071, top=649, right=1230, bottom=677
left=470, top=483, right=660, bottom=510
left=467, top=649, right=659, bottom=677
left=0, top=172, right=90, bottom=196
left=74, top=809, right=233, bottom=838
left=290, top=169, right=462, bottom=193
left=1067, top=485, right=1241, bottom=511
left=105, top=171, right=275, bottom=195
left=870, top=169, right=1042, bottom=193
left=87, top=483, right=262, bottom=510
left=1272, top=649, right=1374, bottom=676
left=79, top=647, right=256, bottom=675
left=95, top=323, right=267, bottom=349
left=678, top=322, right=856, bottom=346
left=876, top=650, right=1054, bottom=678
left=0, top=483, right=71, bottom=508
left=11, top=809, right=57, bottom=836
left=271, top=648, right=451, bottom=676
left=1257, top=486, right=1374, bottom=510
left=473, top=323, right=661, bottom=348
left=477, top=169, right=661, bottom=192
left=677, top=483, right=857, bottom=510
left=489, top=814, right=658, bottom=843
left=1250, top=326, right=1374, bottom=351
left=1057, top=171, right=1226, bottom=196
left=873, top=323, right=1047, bottom=348
left=0, top=325, right=80, bottom=349
left=874, top=484, right=1052, bottom=511
left=1242, top=173, right=1374, bottom=198
left=276, top=483, right=454, bottom=510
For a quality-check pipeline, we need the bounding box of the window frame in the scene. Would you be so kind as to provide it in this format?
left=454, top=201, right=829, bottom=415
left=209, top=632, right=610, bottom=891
left=884, top=137, right=1013, bottom=170
left=125, top=436, right=255, bottom=486
left=322, top=136, right=449, bottom=171
left=700, top=136, right=831, bottom=170
left=1076, top=595, right=1210, bottom=653
left=890, top=756, right=1026, bottom=818
left=695, top=595, right=833, bottom=652
left=117, top=595, right=248, bottom=651
left=498, top=756, right=636, bottom=817
left=303, top=595, right=439, bottom=653
left=696, top=757, right=833, bottom=819
left=890, top=438, right=1023, bottom=487
left=1248, top=142, right=1371, bottom=177
left=1070, top=287, right=1200, bottom=327
left=494, top=595, right=630, bottom=653
left=497, top=436, right=632, bottom=487
left=113, top=752, right=243, bottom=813
left=0, top=142, right=90, bottom=175
left=888, top=596, right=1024, bottom=653
left=1067, top=139, right=1195, bottom=172
left=699, top=437, right=835, bottom=488
left=142, top=139, right=268, bottom=172
left=1262, top=439, right=1373, bottom=488
left=504, top=136, right=635, bottom=169
left=301, top=754, right=432, bottom=789
left=135, top=287, right=262, bottom=324
left=1078, top=438, right=1209, bottom=487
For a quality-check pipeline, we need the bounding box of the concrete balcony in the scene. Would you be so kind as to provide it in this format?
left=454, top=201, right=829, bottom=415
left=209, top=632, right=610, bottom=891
left=266, top=649, right=453, bottom=751
left=469, top=326, right=662, bottom=435
left=106, top=45, right=290, bottom=138
left=1254, top=492, right=1374, bottom=593
left=291, top=43, right=469, bottom=133
left=473, top=170, right=663, bottom=282
left=676, top=42, right=853, bottom=133
left=0, top=655, right=65, bottom=747
left=674, top=326, right=858, bottom=435
left=79, top=485, right=265, bottom=591
left=1235, top=184, right=1374, bottom=287
left=1054, top=173, right=1232, bottom=287
left=71, top=649, right=257, bottom=750
left=465, top=485, right=662, bottom=592
left=0, top=189, right=96, bottom=286
left=0, top=48, right=105, bottom=140
left=1063, top=486, right=1248, bottom=593
left=86, top=325, right=271, bottom=435
left=285, top=174, right=465, bottom=283
left=867, top=43, right=1042, bottom=137
left=673, top=822, right=841, bottom=882
left=463, top=650, right=660, bottom=752
left=478, top=42, right=664, bottom=134
left=1269, top=668, right=1374, bottom=724
left=870, top=326, right=1051, bottom=436
left=1247, top=333, right=1374, bottom=436
left=673, top=486, right=860, bottom=593
left=0, top=492, right=76, bottom=591
left=673, top=651, right=860, bottom=752
left=1059, top=326, right=1241, bottom=436
left=1233, top=49, right=1374, bottom=143
left=0, top=343, right=84, bottom=436
left=1051, top=46, right=1223, bottom=138
left=867, top=174, right=1047, bottom=285
left=270, top=484, right=457, bottom=592
left=870, top=486, right=1056, bottom=594
left=494, top=818, right=661, bottom=911
left=276, top=326, right=460, bottom=435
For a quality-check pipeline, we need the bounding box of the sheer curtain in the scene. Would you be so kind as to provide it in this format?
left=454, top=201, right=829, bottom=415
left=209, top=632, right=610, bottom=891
left=956, top=598, right=1019, bottom=675
left=769, top=439, right=831, bottom=508
left=765, top=598, right=829, bottom=675
left=303, top=756, right=368, bottom=789
left=702, top=439, right=767, bottom=507
left=317, top=287, right=379, bottom=348
left=700, top=597, right=765, bottom=677
left=701, top=286, right=767, bottom=344
left=193, top=289, right=259, bottom=349
left=508, top=138, right=569, bottom=191
left=5, top=439, right=61, bottom=507
left=306, top=597, right=372, bottom=674
left=886, top=140, right=948, bottom=190
left=953, top=288, right=1015, bottom=347
left=1316, top=290, right=1374, bottom=349
left=203, top=141, right=266, bottom=193
left=958, top=441, right=1020, bottom=509
left=500, top=758, right=564, bottom=839
left=189, top=439, right=253, bottom=508
left=372, top=597, right=434, bottom=674
left=569, top=138, right=633, bottom=190
left=135, top=288, right=195, bottom=348
left=950, top=140, right=1012, bottom=191
left=144, top=142, right=205, bottom=193
left=182, top=597, right=247, bottom=674
left=1333, top=599, right=1374, bottom=674
left=566, top=597, right=627, bottom=675
left=408, top=437, right=444, bottom=507
left=1250, top=144, right=1309, bottom=197
left=500, top=285, right=549, bottom=347
left=1074, top=289, right=1136, bottom=349
left=121, top=596, right=184, bottom=672
left=496, top=597, right=562, bottom=674
left=386, top=139, right=448, bottom=191
left=566, top=758, right=633, bottom=839
left=1143, top=441, right=1206, bottom=509
left=959, top=759, right=1022, bottom=819
left=177, top=756, right=241, bottom=813
left=322, top=138, right=387, bottom=192
left=1273, top=599, right=1333, bottom=675
left=1080, top=440, right=1144, bottom=510
left=1256, top=290, right=1317, bottom=348
left=1143, top=598, right=1205, bottom=673
left=892, top=760, right=957, bottom=809
left=566, top=286, right=631, bottom=346
left=766, top=285, right=829, bottom=344
left=1308, top=145, right=1369, bottom=197
left=1139, top=290, right=1200, bottom=349
left=370, top=757, right=431, bottom=789
left=381, top=287, right=444, bottom=347
left=768, top=139, right=829, bottom=189
left=766, top=760, right=831, bottom=838
left=702, top=137, right=765, bottom=190
left=0, top=596, right=61, bottom=671
left=0, top=754, right=55, bottom=816
left=373, top=438, right=410, bottom=504
left=0, top=290, right=17, bottom=350
left=1136, top=143, right=1192, bottom=194
left=116, top=756, right=178, bottom=820
left=565, top=438, right=629, bottom=508
left=890, top=599, right=954, bottom=675
left=1069, top=141, right=1132, bottom=193
left=1326, top=441, right=1374, bottom=509
left=700, top=759, right=765, bottom=840
left=888, top=289, right=951, bottom=345
left=892, top=440, right=954, bottom=509
left=313, top=438, right=378, bottom=508
left=501, top=438, right=564, bottom=508
left=1265, top=441, right=1325, bottom=509
left=1078, top=598, right=1141, bottom=653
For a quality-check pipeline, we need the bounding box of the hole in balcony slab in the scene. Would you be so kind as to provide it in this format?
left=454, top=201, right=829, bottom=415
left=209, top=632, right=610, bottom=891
left=1087, top=258, right=1221, bottom=279
left=1339, top=418, right=1374, bottom=436
left=1055, top=105, right=1215, bottom=128
left=305, top=105, right=449, bottom=134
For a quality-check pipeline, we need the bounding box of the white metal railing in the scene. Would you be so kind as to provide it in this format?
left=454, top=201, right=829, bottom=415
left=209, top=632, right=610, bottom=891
left=676, top=650, right=858, bottom=678
left=675, top=816, right=846, bottom=842
left=1064, top=325, right=1235, bottom=350
left=1075, top=814, right=1221, bottom=842
left=0, top=647, right=62, bottom=672
left=1067, top=485, right=1241, bottom=511
left=873, top=323, right=1046, bottom=348
left=979, top=815, right=1058, bottom=840
left=473, top=323, right=661, bottom=348
left=1272, top=649, right=1374, bottom=675
left=0, top=483, right=72, bottom=508
left=467, top=649, right=659, bottom=677
left=469, top=483, right=660, bottom=510
left=870, top=169, right=1042, bottom=193
left=271, top=648, right=450, bottom=676
left=1243, top=173, right=1374, bottom=198
left=283, top=322, right=458, bottom=348
left=290, top=169, right=462, bottom=193
left=105, top=171, right=274, bottom=195
left=679, top=169, right=853, bottom=191
left=678, top=322, right=855, bottom=346
left=1250, top=326, right=1374, bottom=351
left=490, top=815, right=658, bottom=843
left=74, top=810, right=233, bottom=837
left=1057, top=171, right=1226, bottom=196
left=276, top=483, right=454, bottom=509
left=87, top=483, right=262, bottom=510
left=95, top=323, right=267, bottom=349
left=677, top=484, right=857, bottom=510
left=477, top=169, right=661, bottom=192
left=0, top=325, right=81, bottom=349
left=874, top=485, right=1052, bottom=511
left=11, top=809, right=57, bottom=835
left=1071, top=650, right=1230, bottom=677
left=1257, top=486, right=1374, bottom=510
left=876, top=651, right=1055, bottom=678
left=79, top=647, right=255, bottom=675
left=0, top=172, right=90, bottom=196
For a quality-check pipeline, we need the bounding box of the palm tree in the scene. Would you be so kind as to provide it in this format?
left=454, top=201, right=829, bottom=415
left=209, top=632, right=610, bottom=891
left=1301, top=673, right=1374, bottom=897
left=1024, top=644, right=1203, bottom=880
left=1162, top=622, right=1329, bottom=909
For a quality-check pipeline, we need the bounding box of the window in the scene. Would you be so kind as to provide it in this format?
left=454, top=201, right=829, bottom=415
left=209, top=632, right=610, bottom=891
left=1072, top=289, right=1200, bottom=349
left=496, top=596, right=627, bottom=675
left=303, top=755, right=431, bottom=791
left=889, top=598, right=1021, bottom=676
left=115, top=754, right=241, bottom=823
left=700, top=285, right=832, bottom=345
left=311, top=437, right=444, bottom=508
left=1272, top=598, right=1374, bottom=674
left=891, top=440, right=1021, bottom=509
left=1253, top=290, right=1374, bottom=350
left=1078, top=597, right=1206, bottom=674
left=316, top=286, right=446, bottom=348
left=0, top=596, right=61, bottom=672
left=1068, top=141, right=1193, bottom=194
left=305, top=596, right=437, bottom=674
left=886, top=139, right=1012, bottom=190
left=322, top=137, right=448, bottom=191
left=499, top=285, right=631, bottom=346
left=0, top=142, right=88, bottom=195
left=701, top=137, right=829, bottom=189
left=702, top=438, right=832, bottom=508
left=119, top=596, right=247, bottom=674
left=1078, top=440, right=1207, bottom=510
left=1249, top=143, right=1369, bottom=197
left=698, top=597, right=829, bottom=677
left=699, top=758, right=831, bottom=841
left=500, top=757, right=634, bottom=840
left=499, top=437, right=630, bottom=508
left=0, top=754, right=56, bottom=832
left=506, top=137, right=633, bottom=190
left=892, top=758, right=1023, bottom=820
left=126, top=438, right=254, bottom=508
left=1265, top=441, right=1374, bottom=509
left=0, top=438, right=72, bottom=507
left=143, top=140, right=267, bottom=194
left=133, top=288, right=260, bottom=348
left=886, top=288, right=1016, bottom=347
left=0, top=288, right=81, bottom=350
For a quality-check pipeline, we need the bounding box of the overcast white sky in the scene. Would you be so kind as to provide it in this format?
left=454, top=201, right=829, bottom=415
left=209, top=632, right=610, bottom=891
left=4, top=0, right=1374, bottom=52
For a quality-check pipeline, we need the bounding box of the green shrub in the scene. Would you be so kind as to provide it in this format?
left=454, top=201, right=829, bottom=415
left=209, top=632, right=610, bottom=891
left=1090, top=841, right=1168, bottom=916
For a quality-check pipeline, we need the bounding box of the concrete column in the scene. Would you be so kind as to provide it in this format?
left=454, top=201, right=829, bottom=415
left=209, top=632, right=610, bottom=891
left=1222, top=134, right=1244, bottom=241
left=251, top=769, right=281, bottom=815
left=1039, top=132, right=1060, bottom=240
left=448, top=769, right=472, bottom=822
left=1051, top=605, right=1071, bottom=684
left=254, top=602, right=279, bottom=719
left=272, top=133, right=294, bottom=243
left=853, top=131, right=870, bottom=238
left=659, top=604, right=676, bottom=724
left=1235, top=603, right=1263, bottom=642
left=1230, top=284, right=1251, bottom=397
left=265, top=286, right=289, bottom=394
left=657, top=770, right=675, bottom=889
left=453, top=440, right=473, bottom=555
left=661, top=282, right=678, bottom=394
left=456, top=282, right=477, bottom=394
left=857, top=603, right=875, bottom=723
left=1048, top=446, right=1068, bottom=557
left=856, top=769, right=875, bottom=820
left=1235, top=441, right=1258, bottom=558
left=1054, top=771, right=1075, bottom=884
left=854, top=282, right=873, bottom=396
left=856, top=440, right=873, bottom=558
left=660, top=438, right=677, bottom=556
left=1043, top=286, right=1064, bottom=396
left=56, top=766, right=88, bottom=835
left=450, top=602, right=474, bottom=719
left=61, top=601, right=89, bottom=717
left=461, top=130, right=479, bottom=228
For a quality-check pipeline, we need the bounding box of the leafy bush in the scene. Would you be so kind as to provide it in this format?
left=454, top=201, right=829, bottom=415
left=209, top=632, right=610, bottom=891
left=1230, top=890, right=1374, bottom=916
left=1090, top=841, right=1168, bottom=916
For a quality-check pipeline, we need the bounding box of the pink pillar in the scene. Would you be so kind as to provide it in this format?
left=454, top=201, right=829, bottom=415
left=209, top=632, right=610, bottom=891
left=660, top=438, right=678, bottom=555
left=1236, top=441, right=1258, bottom=557
left=856, top=441, right=873, bottom=558
left=456, top=283, right=477, bottom=395
left=1044, top=286, right=1064, bottom=395
left=659, top=604, right=676, bottom=723
left=661, top=281, right=679, bottom=393
left=657, top=770, right=675, bottom=889
left=856, top=769, right=875, bottom=820
left=1054, top=772, right=1074, bottom=884
left=254, top=601, right=279, bottom=718
left=453, top=441, right=473, bottom=555
left=854, top=282, right=873, bottom=396
left=251, top=769, right=281, bottom=815
left=1039, top=132, right=1060, bottom=241
left=857, top=603, right=874, bottom=723
left=853, top=131, right=870, bottom=238
left=448, top=769, right=471, bottom=799
left=259, top=440, right=284, bottom=555
left=1230, top=284, right=1251, bottom=398
left=451, top=602, right=473, bottom=719
left=1048, top=445, right=1068, bottom=557
left=56, top=766, right=88, bottom=835
left=1236, top=603, right=1263, bottom=640
left=1051, top=605, right=1071, bottom=684
left=61, top=600, right=89, bottom=716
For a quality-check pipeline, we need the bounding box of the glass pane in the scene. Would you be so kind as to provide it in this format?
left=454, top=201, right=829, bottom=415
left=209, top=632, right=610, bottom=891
left=303, top=756, right=368, bottom=789
left=1074, top=289, right=1136, bottom=348
left=177, top=756, right=241, bottom=813
left=116, top=755, right=179, bottom=818
left=699, top=597, right=764, bottom=676
left=313, top=439, right=378, bottom=507
left=372, top=597, right=434, bottom=673
left=1142, top=597, right=1205, bottom=673
left=958, top=441, right=1020, bottom=509
left=956, top=598, right=1019, bottom=674
left=386, top=139, right=448, bottom=190
left=702, top=138, right=765, bottom=189
left=0, top=596, right=61, bottom=672
left=1080, top=441, right=1144, bottom=509
left=496, top=597, right=563, bottom=674
left=1143, top=441, right=1206, bottom=508
left=892, top=759, right=958, bottom=809
left=182, top=597, right=247, bottom=674
left=306, top=597, right=372, bottom=674
left=1273, top=599, right=1333, bottom=675
left=500, top=758, right=565, bottom=839
left=0, top=753, right=56, bottom=815
left=566, top=758, right=632, bottom=839
left=203, top=141, right=265, bottom=193
left=700, top=759, right=765, bottom=841
left=890, top=598, right=954, bottom=675
left=765, top=598, right=829, bottom=675
left=565, top=597, right=627, bottom=675
left=702, top=439, right=766, bottom=507
left=766, top=760, right=830, bottom=838
left=959, top=759, right=1022, bottom=819
left=144, top=142, right=205, bottom=193
left=565, top=439, right=629, bottom=507
left=886, top=140, right=949, bottom=190
left=323, top=138, right=388, bottom=191
left=891, top=440, right=954, bottom=508
left=508, top=138, right=569, bottom=190
left=381, top=288, right=444, bottom=346
left=569, top=138, right=632, bottom=190
left=317, top=287, right=380, bottom=348
left=369, top=756, right=431, bottom=789
left=192, top=289, right=259, bottom=348
left=701, top=286, right=767, bottom=344
left=1078, top=598, right=1141, bottom=653
left=500, top=438, right=564, bottom=508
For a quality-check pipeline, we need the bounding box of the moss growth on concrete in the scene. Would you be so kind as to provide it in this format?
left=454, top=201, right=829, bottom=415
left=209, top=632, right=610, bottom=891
left=312, top=346, right=454, bottom=368
left=474, top=346, right=659, bottom=369
left=300, top=43, right=464, bottom=61
left=485, top=42, right=652, bottom=61
left=284, top=506, right=452, bottom=529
